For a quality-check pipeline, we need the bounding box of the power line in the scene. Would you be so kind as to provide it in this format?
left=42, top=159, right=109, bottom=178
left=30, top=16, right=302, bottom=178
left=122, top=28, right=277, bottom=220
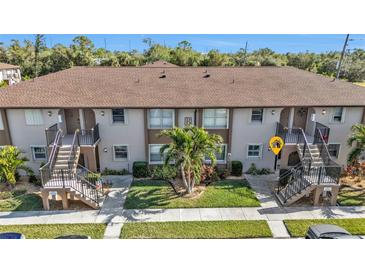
left=335, top=34, right=350, bottom=80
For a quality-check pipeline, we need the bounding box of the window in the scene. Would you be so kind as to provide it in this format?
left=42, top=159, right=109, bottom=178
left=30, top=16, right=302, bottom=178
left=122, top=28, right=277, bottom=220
left=205, top=144, right=227, bottom=163
left=149, top=109, right=174, bottom=129
left=332, top=107, right=344, bottom=123
left=25, top=109, right=43, bottom=125
left=203, top=109, right=228, bottom=128
left=328, top=144, right=340, bottom=158
left=247, top=144, right=262, bottom=158
left=113, top=145, right=128, bottom=161
left=251, top=108, right=264, bottom=123
left=0, top=111, right=4, bottom=130
left=31, top=146, right=47, bottom=161
left=112, top=109, right=126, bottom=123
left=149, top=144, right=167, bottom=163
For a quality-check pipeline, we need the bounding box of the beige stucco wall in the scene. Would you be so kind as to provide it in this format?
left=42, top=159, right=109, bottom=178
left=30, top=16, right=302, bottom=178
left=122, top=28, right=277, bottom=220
left=6, top=109, right=59, bottom=172
left=313, top=106, right=363, bottom=167
left=94, top=109, right=146, bottom=172
left=230, top=107, right=283, bottom=171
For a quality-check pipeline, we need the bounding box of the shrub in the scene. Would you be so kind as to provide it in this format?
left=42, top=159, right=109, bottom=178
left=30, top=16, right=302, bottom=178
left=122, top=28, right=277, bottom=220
left=85, top=173, right=101, bottom=183
left=150, top=165, right=177, bottom=180
left=216, top=167, right=230, bottom=180
left=28, top=174, right=42, bottom=186
left=201, top=164, right=216, bottom=183
left=132, top=161, right=149, bottom=178
left=101, top=168, right=128, bottom=176
left=231, top=161, right=243, bottom=176
left=246, top=163, right=272, bottom=175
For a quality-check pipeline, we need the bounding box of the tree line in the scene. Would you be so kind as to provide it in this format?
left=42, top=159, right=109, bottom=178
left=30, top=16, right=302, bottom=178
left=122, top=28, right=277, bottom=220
left=1, top=35, right=365, bottom=82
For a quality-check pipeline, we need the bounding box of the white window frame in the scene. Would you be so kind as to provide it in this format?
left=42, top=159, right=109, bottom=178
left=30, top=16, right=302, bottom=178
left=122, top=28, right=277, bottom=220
left=111, top=109, right=128, bottom=124
left=250, top=108, right=264, bottom=123
left=31, top=145, right=47, bottom=161
left=330, top=107, right=346, bottom=124
left=202, top=108, right=229, bottom=129
left=24, top=109, right=44, bottom=126
left=149, top=144, right=167, bottom=164
left=204, top=144, right=227, bottom=164
left=327, top=143, right=341, bottom=159
left=112, top=144, right=129, bottom=161
left=247, top=144, right=263, bottom=159
left=0, top=111, right=4, bottom=130
left=148, top=109, right=175, bottom=129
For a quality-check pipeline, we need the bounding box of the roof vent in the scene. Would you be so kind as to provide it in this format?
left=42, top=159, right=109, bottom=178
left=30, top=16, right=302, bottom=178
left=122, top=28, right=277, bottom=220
left=203, top=74, right=210, bottom=78
left=159, top=74, right=166, bottom=79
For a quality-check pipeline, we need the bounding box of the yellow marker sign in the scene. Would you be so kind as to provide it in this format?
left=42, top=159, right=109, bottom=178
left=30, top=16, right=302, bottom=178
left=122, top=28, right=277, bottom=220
left=269, top=136, right=284, bottom=155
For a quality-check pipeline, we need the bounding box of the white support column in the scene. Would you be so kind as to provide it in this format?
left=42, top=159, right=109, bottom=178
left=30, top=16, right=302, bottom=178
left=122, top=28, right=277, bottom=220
left=288, top=107, right=295, bottom=133
left=79, top=109, right=86, bottom=131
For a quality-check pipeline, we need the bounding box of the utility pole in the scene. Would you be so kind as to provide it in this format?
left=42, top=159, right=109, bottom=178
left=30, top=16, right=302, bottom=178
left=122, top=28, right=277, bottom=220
left=335, top=34, right=350, bottom=80
left=243, top=41, right=248, bottom=66
left=104, top=38, right=107, bottom=50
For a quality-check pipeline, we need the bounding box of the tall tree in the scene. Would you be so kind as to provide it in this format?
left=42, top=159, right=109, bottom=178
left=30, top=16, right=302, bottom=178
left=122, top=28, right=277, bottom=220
left=70, top=35, right=95, bottom=66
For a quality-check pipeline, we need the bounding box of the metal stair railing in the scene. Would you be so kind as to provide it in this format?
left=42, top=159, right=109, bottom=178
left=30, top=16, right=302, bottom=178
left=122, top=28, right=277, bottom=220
left=67, top=129, right=80, bottom=171
left=40, top=129, right=62, bottom=187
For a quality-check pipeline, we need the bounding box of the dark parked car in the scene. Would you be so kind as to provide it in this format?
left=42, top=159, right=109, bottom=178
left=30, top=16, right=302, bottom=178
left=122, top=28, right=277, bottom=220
left=305, top=224, right=362, bottom=239
left=54, top=235, right=91, bottom=239
left=0, top=232, right=25, bottom=239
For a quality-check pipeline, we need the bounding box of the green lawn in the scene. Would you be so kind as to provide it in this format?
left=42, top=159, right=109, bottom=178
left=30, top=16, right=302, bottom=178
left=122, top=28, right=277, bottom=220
left=124, top=179, right=260, bottom=209
left=0, top=190, right=43, bottom=211
left=0, top=224, right=107, bottom=239
left=284, top=219, right=365, bottom=237
left=121, top=220, right=271, bottom=239
left=337, top=186, right=365, bottom=206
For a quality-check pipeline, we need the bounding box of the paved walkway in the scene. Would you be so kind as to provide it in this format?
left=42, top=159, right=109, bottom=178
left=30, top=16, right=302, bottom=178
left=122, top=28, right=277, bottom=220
left=1, top=174, right=365, bottom=238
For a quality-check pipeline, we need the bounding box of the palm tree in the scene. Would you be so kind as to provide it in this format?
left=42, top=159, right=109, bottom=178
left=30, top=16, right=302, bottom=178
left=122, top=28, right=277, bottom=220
left=0, top=146, right=31, bottom=187
left=159, top=126, right=223, bottom=194
left=347, top=124, right=365, bottom=163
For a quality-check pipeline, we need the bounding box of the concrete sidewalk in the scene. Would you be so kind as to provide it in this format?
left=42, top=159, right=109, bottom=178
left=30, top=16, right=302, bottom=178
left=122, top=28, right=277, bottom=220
left=1, top=174, right=365, bottom=238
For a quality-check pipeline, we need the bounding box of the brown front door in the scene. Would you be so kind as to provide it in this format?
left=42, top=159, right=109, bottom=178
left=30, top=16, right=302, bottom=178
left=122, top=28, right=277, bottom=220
left=293, top=107, right=308, bottom=129
left=64, top=109, right=80, bottom=134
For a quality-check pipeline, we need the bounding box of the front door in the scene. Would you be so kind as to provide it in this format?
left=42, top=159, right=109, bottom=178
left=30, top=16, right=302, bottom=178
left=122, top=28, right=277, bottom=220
left=64, top=109, right=80, bottom=134
left=293, top=107, right=308, bottom=129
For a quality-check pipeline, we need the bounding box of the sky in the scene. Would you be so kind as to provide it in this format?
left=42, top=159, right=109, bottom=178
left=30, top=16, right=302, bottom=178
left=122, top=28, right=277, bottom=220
left=1, top=34, right=365, bottom=53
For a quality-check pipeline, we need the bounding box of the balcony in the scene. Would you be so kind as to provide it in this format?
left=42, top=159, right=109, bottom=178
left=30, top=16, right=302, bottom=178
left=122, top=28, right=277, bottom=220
left=276, top=122, right=330, bottom=145
left=46, top=123, right=100, bottom=146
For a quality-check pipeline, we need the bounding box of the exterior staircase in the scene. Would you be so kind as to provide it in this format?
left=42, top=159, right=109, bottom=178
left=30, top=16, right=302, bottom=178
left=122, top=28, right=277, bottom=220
left=40, top=128, right=103, bottom=210
left=275, top=126, right=341, bottom=206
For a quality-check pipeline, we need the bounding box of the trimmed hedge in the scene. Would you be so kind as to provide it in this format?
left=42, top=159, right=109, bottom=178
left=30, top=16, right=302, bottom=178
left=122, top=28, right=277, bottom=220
left=133, top=161, right=149, bottom=178
left=231, top=161, right=243, bottom=176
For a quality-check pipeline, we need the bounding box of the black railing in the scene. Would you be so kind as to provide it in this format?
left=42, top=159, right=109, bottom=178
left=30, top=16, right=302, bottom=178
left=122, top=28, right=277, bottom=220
left=78, top=123, right=100, bottom=145
left=45, top=123, right=58, bottom=145
left=40, top=129, right=62, bottom=186
left=68, top=130, right=80, bottom=170
left=275, top=122, right=308, bottom=144
left=42, top=168, right=101, bottom=204
left=314, top=122, right=330, bottom=144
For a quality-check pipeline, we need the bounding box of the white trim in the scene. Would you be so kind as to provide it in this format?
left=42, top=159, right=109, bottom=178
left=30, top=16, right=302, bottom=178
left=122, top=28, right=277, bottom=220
left=249, top=108, right=265, bottom=124
left=24, top=109, right=44, bottom=126
left=246, top=143, right=263, bottom=159
left=0, top=111, right=4, bottom=130
left=112, top=144, right=129, bottom=161
left=204, top=144, right=227, bottom=164
left=147, top=109, right=175, bottom=129
left=30, top=145, right=47, bottom=161
left=148, top=144, right=165, bottom=164
left=111, top=108, right=128, bottom=125
left=330, top=107, right=346, bottom=124
left=202, top=108, right=229, bottom=129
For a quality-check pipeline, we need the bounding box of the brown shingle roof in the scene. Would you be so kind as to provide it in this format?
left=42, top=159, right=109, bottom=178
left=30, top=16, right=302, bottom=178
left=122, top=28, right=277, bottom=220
left=142, top=60, right=178, bottom=67
left=1, top=66, right=365, bottom=108
left=0, top=62, right=19, bottom=70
